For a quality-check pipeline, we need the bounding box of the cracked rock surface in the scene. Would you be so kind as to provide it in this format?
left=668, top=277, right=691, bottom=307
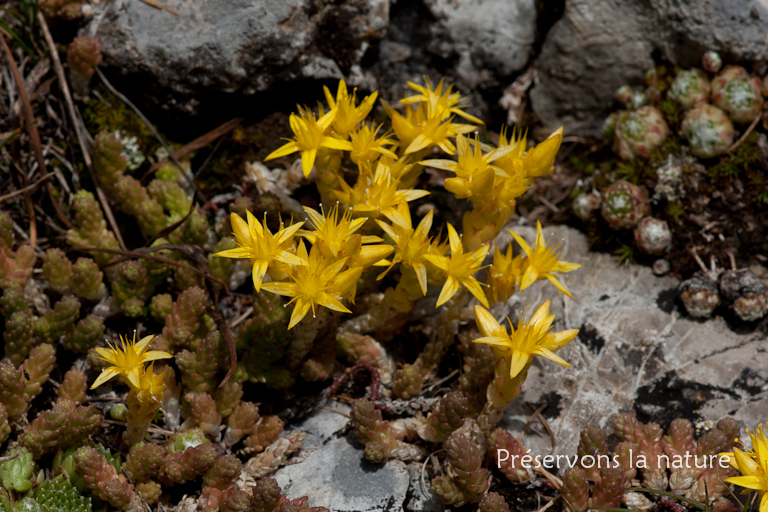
left=502, top=224, right=767, bottom=457
left=275, top=225, right=766, bottom=511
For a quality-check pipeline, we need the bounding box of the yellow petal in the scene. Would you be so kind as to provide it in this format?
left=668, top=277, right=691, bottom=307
left=726, top=475, right=762, bottom=490
left=213, top=247, right=251, bottom=259
left=90, top=368, right=118, bottom=389
left=474, top=335, right=509, bottom=348
left=143, top=350, right=173, bottom=362
left=413, top=263, right=428, bottom=296
left=462, top=277, right=489, bottom=308
left=261, top=281, right=297, bottom=297
left=508, top=351, right=530, bottom=379
left=533, top=347, right=571, bottom=368
left=509, top=230, right=533, bottom=258
left=474, top=305, right=504, bottom=337
left=265, top=141, right=300, bottom=161
left=288, top=301, right=311, bottom=329
left=320, top=136, right=353, bottom=152
left=316, top=293, right=351, bottom=314
left=301, top=149, right=317, bottom=177
left=446, top=224, right=461, bottom=254
left=546, top=274, right=572, bottom=298
left=520, top=266, right=538, bottom=290
left=435, top=276, right=460, bottom=307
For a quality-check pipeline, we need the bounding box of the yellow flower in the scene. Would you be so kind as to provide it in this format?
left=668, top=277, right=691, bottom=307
left=349, top=123, right=398, bottom=168
left=400, top=77, right=484, bottom=124
left=214, top=210, right=305, bottom=291
left=495, top=127, right=563, bottom=185
left=91, top=333, right=172, bottom=390
left=376, top=203, right=434, bottom=295
left=509, top=222, right=581, bottom=297
left=421, top=134, right=506, bottom=199
left=264, top=105, right=353, bottom=177
left=335, top=162, right=429, bottom=226
left=487, top=243, right=524, bottom=305
left=383, top=102, right=474, bottom=155
left=323, top=79, right=378, bottom=137
left=299, top=204, right=392, bottom=267
left=132, top=363, right=167, bottom=405
left=261, top=241, right=363, bottom=329
left=424, top=223, right=490, bottom=307
left=723, top=425, right=768, bottom=512
left=473, top=300, right=578, bottom=379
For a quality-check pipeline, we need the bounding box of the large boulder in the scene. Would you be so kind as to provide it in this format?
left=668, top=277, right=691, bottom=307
left=87, top=0, right=538, bottom=124
left=530, top=0, right=768, bottom=137
left=89, top=0, right=390, bottom=117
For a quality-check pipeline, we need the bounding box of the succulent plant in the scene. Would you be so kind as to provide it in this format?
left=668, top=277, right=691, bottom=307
left=572, top=192, right=601, bottom=221
left=681, top=104, right=734, bottom=158
left=679, top=272, right=721, bottom=319
left=718, top=269, right=768, bottom=322
left=668, top=69, right=710, bottom=109
left=613, top=106, right=670, bottom=160
left=67, top=36, right=101, bottom=99
left=711, top=65, right=764, bottom=123
left=701, top=51, right=723, bottom=73
left=600, top=180, right=650, bottom=230
left=634, top=217, right=672, bottom=255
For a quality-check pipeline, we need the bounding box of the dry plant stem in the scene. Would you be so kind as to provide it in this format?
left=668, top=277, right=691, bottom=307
left=37, top=13, right=126, bottom=248
left=726, top=113, right=761, bottom=154
left=0, top=172, right=53, bottom=203
left=1, top=33, right=38, bottom=247
left=146, top=117, right=243, bottom=175
left=140, top=0, right=178, bottom=15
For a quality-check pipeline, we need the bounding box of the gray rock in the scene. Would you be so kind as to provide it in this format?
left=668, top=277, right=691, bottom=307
left=88, top=0, right=389, bottom=114
left=498, top=225, right=768, bottom=459
left=424, top=0, right=536, bottom=86
left=274, top=225, right=766, bottom=505
left=274, top=422, right=412, bottom=511
left=87, top=0, right=537, bottom=122
left=530, top=0, right=768, bottom=137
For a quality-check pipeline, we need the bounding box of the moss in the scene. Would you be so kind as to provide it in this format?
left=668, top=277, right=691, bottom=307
left=82, top=86, right=161, bottom=158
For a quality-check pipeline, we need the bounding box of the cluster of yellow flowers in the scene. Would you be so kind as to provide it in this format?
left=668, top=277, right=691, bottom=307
left=217, top=79, right=580, bottom=344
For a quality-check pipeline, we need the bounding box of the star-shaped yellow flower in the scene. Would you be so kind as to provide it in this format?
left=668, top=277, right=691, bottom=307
left=299, top=204, right=392, bottom=267
left=334, top=162, right=429, bottom=226
left=376, top=203, right=434, bottom=295
left=722, top=425, right=768, bottom=512
left=261, top=242, right=363, bottom=329
left=473, top=300, right=578, bottom=379
left=264, top=105, right=353, bottom=177
left=509, top=222, right=581, bottom=297
left=424, top=223, right=489, bottom=307
left=214, top=210, right=305, bottom=291
left=324, top=79, right=378, bottom=137
left=91, top=333, right=172, bottom=390
left=400, top=77, right=484, bottom=125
